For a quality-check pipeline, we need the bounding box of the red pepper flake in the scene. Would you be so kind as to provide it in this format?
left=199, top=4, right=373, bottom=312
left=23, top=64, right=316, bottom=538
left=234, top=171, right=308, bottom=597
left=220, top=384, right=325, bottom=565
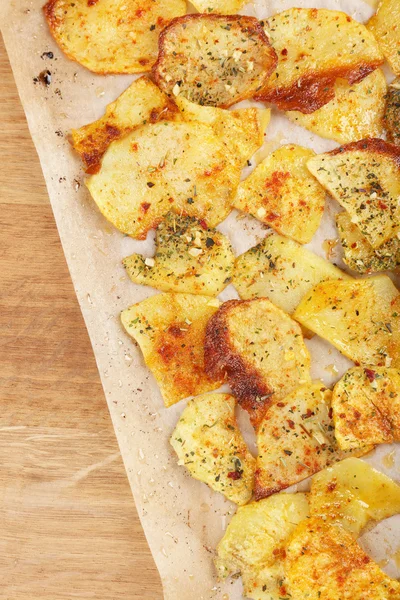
left=287, top=419, right=295, bottom=429
left=365, top=368, right=376, bottom=382
left=227, top=471, right=242, bottom=480
left=378, top=201, right=388, bottom=210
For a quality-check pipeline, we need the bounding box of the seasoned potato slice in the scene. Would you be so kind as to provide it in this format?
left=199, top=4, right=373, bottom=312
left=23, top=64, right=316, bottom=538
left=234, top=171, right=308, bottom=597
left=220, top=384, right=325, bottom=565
left=170, top=393, right=255, bottom=505
left=368, top=0, right=400, bottom=76
left=233, top=145, right=326, bottom=244
left=256, top=8, right=383, bottom=113
left=120, top=293, right=222, bottom=407
left=43, top=0, right=185, bottom=74
left=332, top=367, right=400, bottom=449
left=294, top=276, right=400, bottom=368
left=86, top=120, right=241, bottom=239
left=285, top=517, right=400, bottom=600
left=204, top=299, right=311, bottom=427
left=307, top=139, right=400, bottom=249
left=233, top=233, right=350, bottom=314
left=153, top=15, right=277, bottom=108
left=286, top=70, right=386, bottom=144
left=190, top=0, right=246, bottom=14
left=123, top=213, right=235, bottom=296
left=310, top=458, right=400, bottom=536
left=215, top=493, right=309, bottom=600
left=385, top=78, right=400, bottom=146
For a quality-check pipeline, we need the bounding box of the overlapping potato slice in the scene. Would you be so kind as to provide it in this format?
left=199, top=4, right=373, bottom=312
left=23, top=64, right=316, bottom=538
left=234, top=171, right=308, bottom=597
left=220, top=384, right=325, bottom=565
left=332, top=367, right=400, bottom=449
left=215, top=493, right=309, bottom=600
left=385, top=78, right=400, bottom=146
left=368, top=0, right=400, bottom=76
left=120, top=293, right=222, bottom=407
left=170, top=393, right=255, bottom=505
left=153, top=14, right=277, bottom=108
left=233, top=145, right=326, bottom=244
left=286, top=70, right=386, bottom=144
left=307, top=139, right=400, bottom=249
left=233, top=233, right=349, bottom=314
left=191, top=0, right=246, bottom=13
left=294, top=276, right=400, bottom=368
left=123, top=213, right=235, bottom=296
left=255, top=8, right=383, bottom=113
left=310, top=458, right=400, bottom=536
left=204, top=298, right=311, bottom=427
left=285, top=517, right=400, bottom=600
left=43, top=0, right=186, bottom=74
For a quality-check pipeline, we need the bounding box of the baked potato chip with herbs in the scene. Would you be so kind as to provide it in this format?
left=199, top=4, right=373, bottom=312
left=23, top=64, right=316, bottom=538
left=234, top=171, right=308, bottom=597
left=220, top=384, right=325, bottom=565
left=215, top=493, right=309, bottom=600
left=294, top=276, right=400, bottom=368
left=385, top=78, right=400, bottom=146
left=191, top=0, right=247, bottom=13
left=310, top=458, right=400, bottom=537
left=123, top=213, right=235, bottom=296
left=285, top=517, right=400, bottom=600
left=256, top=8, right=383, bottom=113
left=332, top=367, right=400, bottom=450
left=368, top=0, right=400, bottom=76
left=233, top=145, right=326, bottom=244
left=153, top=14, right=277, bottom=108
left=204, top=298, right=311, bottom=428
left=307, top=139, right=400, bottom=249
left=121, top=293, right=222, bottom=407
left=170, top=393, right=255, bottom=505
left=233, top=234, right=350, bottom=314
left=43, top=0, right=186, bottom=74
left=286, top=70, right=386, bottom=144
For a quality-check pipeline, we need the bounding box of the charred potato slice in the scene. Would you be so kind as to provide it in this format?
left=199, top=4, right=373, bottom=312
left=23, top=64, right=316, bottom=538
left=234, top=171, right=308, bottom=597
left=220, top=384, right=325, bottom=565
left=153, top=14, right=277, bottom=108
left=191, top=0, right=247, bottom=14
left=385, top=78, right=400, bottom=146
left=368, top=0, right=400, bottom=76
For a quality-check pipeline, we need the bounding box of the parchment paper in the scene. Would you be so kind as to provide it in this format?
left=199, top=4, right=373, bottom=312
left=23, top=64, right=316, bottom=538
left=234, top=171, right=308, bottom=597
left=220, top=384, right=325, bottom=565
left=1, top=0, right=399, bottom=598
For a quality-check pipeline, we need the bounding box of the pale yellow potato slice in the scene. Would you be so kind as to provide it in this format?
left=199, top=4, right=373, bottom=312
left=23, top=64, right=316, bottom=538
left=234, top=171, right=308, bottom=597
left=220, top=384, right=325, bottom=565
left=191, top=0, right=246, bottom=14
left=385, top=78, right=400, bottom=146
left=368, top=0, right=400, bottom=76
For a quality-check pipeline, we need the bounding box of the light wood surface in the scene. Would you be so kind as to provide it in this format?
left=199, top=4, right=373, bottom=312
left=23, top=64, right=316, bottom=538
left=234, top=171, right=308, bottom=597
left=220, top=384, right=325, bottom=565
left=0, top=36, right=163, bottom=600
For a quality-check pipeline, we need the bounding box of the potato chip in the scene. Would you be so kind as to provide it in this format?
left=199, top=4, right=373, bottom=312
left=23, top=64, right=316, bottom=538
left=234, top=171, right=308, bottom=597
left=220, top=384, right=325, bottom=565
left=368, top=0, right=400, bottom=76
left=385, top=78, right=400, bottom=146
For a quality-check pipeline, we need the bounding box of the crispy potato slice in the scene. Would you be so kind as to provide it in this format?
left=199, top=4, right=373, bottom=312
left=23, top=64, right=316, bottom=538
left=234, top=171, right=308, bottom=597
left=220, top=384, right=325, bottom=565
left=233, top=233, right=350, bottom=314
left=215, top=493, right=309, bottom=600
left=385, top=78, right=400, bottom=146
left=190, top=0, right=246, bottom=14
left=43, top=0, right=185, bottom=74
left=86, top=120, right=241, bottom=239
left=256, top=8, right=383, bottom=113
left=153, top=15, right=277, bottom=108
left=233, top=145, right=326, bottom=244
left=336, top=211, right=400, bottom=274
left=310, top=458, right=400, bottom=537
left=123, top=213, right=235, bottom=296
left=332, top=367, right=400, bottom=450
left=204, top=298, right=311, bottom=428
left=368, top=0, right=400, bottom=76
left=307, top=138, right=400, bottom=249
left=120, top=293, right=222, bottom=407
left=294, top=276, right=400, bottom=368
left=285, top=517, right=400, bottom=600
left=170, top=393, right=255, bottom=505
left=286, top=70, right=386, bottom=144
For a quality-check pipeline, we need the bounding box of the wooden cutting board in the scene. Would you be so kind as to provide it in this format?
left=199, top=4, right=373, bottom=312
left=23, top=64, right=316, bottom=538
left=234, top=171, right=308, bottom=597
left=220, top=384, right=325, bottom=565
left=0, top=36, right=163, bottom=600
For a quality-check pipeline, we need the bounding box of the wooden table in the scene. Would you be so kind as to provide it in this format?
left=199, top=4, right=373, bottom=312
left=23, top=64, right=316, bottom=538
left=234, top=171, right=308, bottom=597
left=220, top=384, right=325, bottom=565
left=0, top=37, right=162, bottom=600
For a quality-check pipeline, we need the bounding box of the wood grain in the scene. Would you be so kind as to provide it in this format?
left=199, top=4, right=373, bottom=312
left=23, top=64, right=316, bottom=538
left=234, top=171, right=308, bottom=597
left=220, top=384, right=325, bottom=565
left=0, top=35, right=163, bottom=600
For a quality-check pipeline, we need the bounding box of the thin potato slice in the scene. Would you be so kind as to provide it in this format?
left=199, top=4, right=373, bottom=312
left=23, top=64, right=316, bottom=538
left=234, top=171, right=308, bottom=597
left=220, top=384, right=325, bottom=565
left=120, top=293, right=222, bottom=407
left=385, top=78, right=400, bottom=146
left=368, top=0, right=400, bottom=76
left=332, top=367, right=400, bottom=449
left=233, top=145, right=326, bottom=244
left=153, top=15, right=277, bottom=108
left=294, top=276, right=400, bottom=368
left=191, top=0, right=247, bottom=14
left=170, top=393, right=255, bottom=505
left=233, top=233, right=350, bottom=314
left=256, top=8, right=383, bottom=113
left=43, top=0, right=186, bottom=74
left=123, top=213, right=235, bottom=296
left=307, top=138, right=400, bottom=249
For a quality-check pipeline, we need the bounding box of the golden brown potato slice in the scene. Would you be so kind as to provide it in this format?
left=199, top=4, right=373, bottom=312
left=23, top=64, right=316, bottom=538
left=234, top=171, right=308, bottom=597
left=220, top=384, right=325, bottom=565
left=255, top=8, right=383, bottom=113
left=310, top=458, right=400, bottom=536
left=170, top=393, right=255, bottom=505
left=332, top=367, right=400, bottom=450
left=204, top=298, right=311, bottom=428
left=307, top=139, right=400, bottom=250
left=233, top=233, right=350, bottom=314
left=368, top=0, right=400, bottom=76
left=385, top=78, right=400, bottom=146
left=285, top=517, right=400, bottom=600
left=43, top=0, right=186, bottom=74
left=191, top=0, right=246, bottom=13
left=120, top=293, right=222, bottom=407
left=215, top=493, right=309, bottom=600
left=294, top=276, right=400, bottom=368
left=286, top=70, right=386, bottom=144
left=153, top=14, right=277, bottom=108
left=233, top=145, right=326, bottom=244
